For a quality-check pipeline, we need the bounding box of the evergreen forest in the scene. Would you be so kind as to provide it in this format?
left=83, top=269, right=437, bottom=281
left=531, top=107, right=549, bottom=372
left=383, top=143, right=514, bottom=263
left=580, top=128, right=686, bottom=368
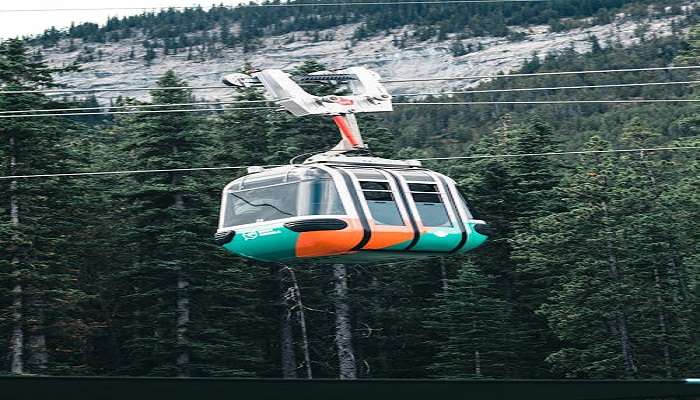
left=30, top=0, right=700, bottom=56
left=1, top=5, right=699, bottom=379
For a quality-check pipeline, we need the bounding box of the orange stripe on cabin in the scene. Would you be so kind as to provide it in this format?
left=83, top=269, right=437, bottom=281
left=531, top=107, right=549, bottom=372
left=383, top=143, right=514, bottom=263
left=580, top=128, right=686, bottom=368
left=295, top=218, right=364, bottom=258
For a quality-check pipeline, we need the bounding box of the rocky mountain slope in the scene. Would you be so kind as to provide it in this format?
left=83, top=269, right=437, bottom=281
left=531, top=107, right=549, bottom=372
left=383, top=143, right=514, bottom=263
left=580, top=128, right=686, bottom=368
left=40, top=8, right=692, bottom=103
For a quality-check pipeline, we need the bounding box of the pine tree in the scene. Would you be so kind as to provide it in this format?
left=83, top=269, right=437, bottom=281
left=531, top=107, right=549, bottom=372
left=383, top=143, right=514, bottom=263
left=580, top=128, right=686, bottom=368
left=534, top=136, right=640, bottom=377
left=213, top=87, right=270, bottom=166
left=614, top=119, right=698, bottom=377
left=676, top=24, right=700, bottom=67
left=106, top=71, right=265, bottom=376
left=532, top=133, right=698, bottom=378
left=504, top=117, right=563, bottom=377
left=449, top=41, right=468, bottom=57
left=345, top=259, right=443, bottom=378
left=425, top=261, right=516, bottom=378
left=359, top=116, right=396, bottom=158
left=434, top=115, right=562, bottom=377
left=211, top=83, right=286, bottom=378
left=0, top=39, right=85, bottom=375
left=144, top=48, right=156, bottom=66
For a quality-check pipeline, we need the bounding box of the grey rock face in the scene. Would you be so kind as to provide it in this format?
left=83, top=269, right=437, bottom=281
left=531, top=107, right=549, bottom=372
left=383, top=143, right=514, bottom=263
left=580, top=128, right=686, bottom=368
left=39, top=14, right=684, bottom=103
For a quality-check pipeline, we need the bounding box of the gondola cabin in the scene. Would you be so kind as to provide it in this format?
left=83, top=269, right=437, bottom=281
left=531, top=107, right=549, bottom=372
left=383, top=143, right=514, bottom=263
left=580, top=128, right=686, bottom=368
left=215, top=156, right=489, bottom=263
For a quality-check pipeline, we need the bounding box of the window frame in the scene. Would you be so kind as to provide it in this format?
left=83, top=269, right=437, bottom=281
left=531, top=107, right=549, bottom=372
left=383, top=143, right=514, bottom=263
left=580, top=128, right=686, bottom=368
left=345, top=168, right=411, bottom=227
left=218, top=167, right=350, bottom=230
left=224, top=180, right=301, bottom=227
left=396, top=170, right=460, bottom=229
left=408, top=181, right=453, bottom=228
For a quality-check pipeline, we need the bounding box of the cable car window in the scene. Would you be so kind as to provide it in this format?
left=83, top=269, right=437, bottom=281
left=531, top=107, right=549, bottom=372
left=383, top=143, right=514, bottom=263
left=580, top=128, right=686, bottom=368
left=458, top=192, right=475, bottom=219
left=223, top=170, right=345, bottom=227
left=299, top=177, right=346, bottom=216
left=360, top=181, right=391, bottom=191
left=409, top=185, right=452, bottom=227
left=408, top=183, right=438, bottom=192
left=240, top=175, right=287, bottom=190
left=412, top=193, right=441, bottom=203
left=399, top=171, right=433, bottom=182
left=357, top=180, right=404, bottom=226
left=364, top=191, right=393, bottom=201
left=228, top=180, right=243, bottom=190
left=351, top=169, right=385, bottom=180
left=226, top=184, right=298, bottom=226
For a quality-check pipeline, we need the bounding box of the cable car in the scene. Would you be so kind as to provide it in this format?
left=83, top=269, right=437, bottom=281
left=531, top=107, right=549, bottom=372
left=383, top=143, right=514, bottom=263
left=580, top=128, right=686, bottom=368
left=214, top=67, right=490, bottom=263
left=215, top=155, right=489, bottom=263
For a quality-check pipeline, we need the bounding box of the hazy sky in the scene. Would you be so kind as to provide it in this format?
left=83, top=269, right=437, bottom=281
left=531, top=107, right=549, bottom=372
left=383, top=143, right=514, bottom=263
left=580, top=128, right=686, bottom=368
left=0, top=1, right=248, bottom=39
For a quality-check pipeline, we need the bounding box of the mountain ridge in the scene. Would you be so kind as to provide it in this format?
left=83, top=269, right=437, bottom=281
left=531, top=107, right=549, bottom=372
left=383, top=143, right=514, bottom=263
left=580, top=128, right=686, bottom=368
left=38, top=8, right=693, bottom=103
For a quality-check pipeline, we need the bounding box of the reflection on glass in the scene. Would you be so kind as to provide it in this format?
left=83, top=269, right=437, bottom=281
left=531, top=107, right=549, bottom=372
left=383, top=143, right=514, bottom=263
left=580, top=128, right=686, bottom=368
left=226, top=184, right=298, bottom=226
left=358, top=180, right=405, bottom=226
left=410, top=187, right=452, bottom=227
left=398, top=171, right=433, bottom=182
left=414, top=201, right=451, bottom=227
left=366, top=200, right=405, bottom=226
left=223, top=170, right=345, bottom=227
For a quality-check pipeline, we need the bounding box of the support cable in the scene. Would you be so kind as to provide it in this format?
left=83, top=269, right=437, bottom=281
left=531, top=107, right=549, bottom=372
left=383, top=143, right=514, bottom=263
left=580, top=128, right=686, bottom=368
left=0, top=106, right=278, bottom=119
left=0, top=100, right=271, bottom=115
left=3, top=80, right=696, bottom=116
left=415, top=146, right=700, bottom=161
left=381, top=65, right=700, bottom=83
left=393, top=99, right=700, bottom=105
left=2, top=66, right=699, bottom=95
left=0, top=85, right=231, bottom=95
left=0, top=146, right=696, bottom=180
left=2, top=98, right=699, bottom=119
left=393, top=80, right=700, bottom=97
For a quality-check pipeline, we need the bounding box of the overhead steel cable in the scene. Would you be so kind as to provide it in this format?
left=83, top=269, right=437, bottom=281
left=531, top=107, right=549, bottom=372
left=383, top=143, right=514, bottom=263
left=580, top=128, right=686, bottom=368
left=415, top=146, right=700, bottom=161
left=0, top=85, right=232, bottom=95
left=0, top=146, right=696, bottom=180
left=393, top=80, right=700, bottom=97
left=3, top=98, right=700, bottom=119
left=0, top=100, right=272, bottom=115
left=3, top=80, right=697, bottom=116
left=393, top=99, right=700, bottom=105
left=3, top=65, right=700, bottom=95
left=3, top=79, right=697, bottom=116
left=0, top=165, right=286, bottom=180
left=0, top=0, right=548, bottom=13
left=381, top=65, right=700, bottom=83
left=0, top=106, right=279, bottom=119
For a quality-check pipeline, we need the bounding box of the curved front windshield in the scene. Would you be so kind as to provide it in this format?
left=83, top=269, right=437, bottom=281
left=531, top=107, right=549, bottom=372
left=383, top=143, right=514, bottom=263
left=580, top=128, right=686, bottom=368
left=222, top=169, right=345, bottom=227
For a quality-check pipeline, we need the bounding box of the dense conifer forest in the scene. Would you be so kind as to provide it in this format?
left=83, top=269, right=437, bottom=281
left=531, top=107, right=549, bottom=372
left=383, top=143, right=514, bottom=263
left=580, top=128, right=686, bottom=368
left=1, top=1, right=699, bottom=379
left=31, top=0, right=698, bottom=54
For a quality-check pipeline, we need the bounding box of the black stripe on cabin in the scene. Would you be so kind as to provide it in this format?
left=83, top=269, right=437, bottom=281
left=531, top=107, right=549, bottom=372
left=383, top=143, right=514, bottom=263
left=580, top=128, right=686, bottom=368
left=334, top=168, right=372, bottom=251
left=383, top=170, right=421, bottom=250
left=435, top=175, right=468, bottom=253
left=284, top=219, right=348, bottom=232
